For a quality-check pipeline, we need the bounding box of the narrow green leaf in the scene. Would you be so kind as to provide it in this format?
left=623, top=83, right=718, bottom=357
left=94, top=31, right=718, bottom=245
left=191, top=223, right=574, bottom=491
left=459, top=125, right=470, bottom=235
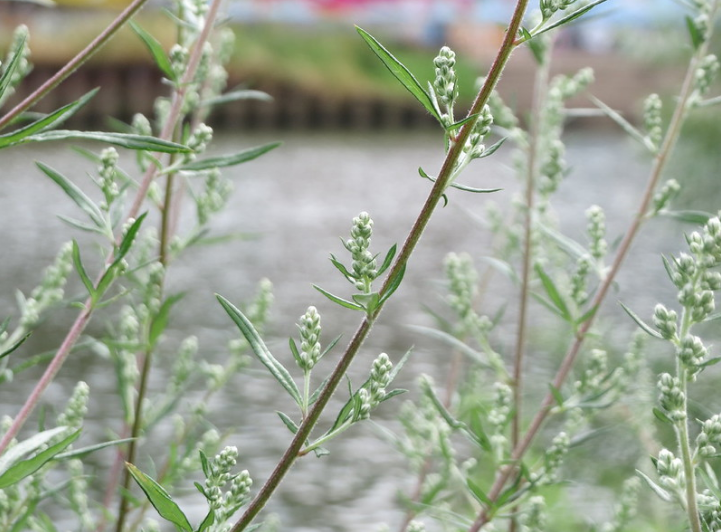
left=130, top=22, right=175, bottom=81
left=37, top=162, right=105, bottom=228
left=26, top=130, right=191, bottom=153
left=289, top=337, right=303, bottom=367
left=71, top=240, right=96, bottom=301
left=199, top=450, right=211, bottom=478
left=446, top=112, right=480, bottom=132
left=352, top=292, right=380, bottom=314
left=685, top=15, right=703, bottom=50
left=0, top=430, right=80, bottom=488
left=126, top=463, right=193, bottom=532
left=379, top=263, right=406, bottom=305
left=277, top=411, right=300, bottom=434
left=0, top=32, right=27, bottom=106
left=0, top=89, right=98, bottom=148
left=312, top=285, right=364, bottom=311
left=356, top=26, right=441, bottom=122
left=636, top=469, right=672, bottom=502
left=535, top=0, right=609, bottom=37
left=466, top=478, right=494, bottom=508
left=329, top=254, right=354, bottom=280
left=534, top=263, right=572, bottom=323
left=376, top=244, right=397, bottom=277
left=54, top=437, right=134, bottom=460
left=548, top=384, right=565, bottom=407
left=449, top=181, right=503, bottom=194
left=216, top=295, right=302, bottom=405
left=0, top=331, right=31, bottom=360
left=196, top=510, right=216, bottom=532
left=619, top=302, right=664, bottom=339
left=409, top=325, right=491, bottom=368
left=116, top=212, right=148, bottom=262
left=0, top=427, right=70, bottom=476
left=575, top=304, right=598, bottom=326
left=175, top=142, right=281, bottom=172
left=652, top=407, right=673, bottom=425
left=589, top=95, right=654, bottom=152
left=0, top=317, right=9, bottom=336
left=317, top=334, right=342, bottom=362
left=699, top=357, right=721, bottom=368
left=9, top=500, right=39, bottom=532
left=201, top=89, right=273, bottom=108
left=476, top=137, right=507, bottom=159
left=659, top=210, right=713, bottom=225
left=525, top=28, right=546, bottom=64
left=149, top=293, right=185, bottom=348
left=57, top=215, right=107, bottom=234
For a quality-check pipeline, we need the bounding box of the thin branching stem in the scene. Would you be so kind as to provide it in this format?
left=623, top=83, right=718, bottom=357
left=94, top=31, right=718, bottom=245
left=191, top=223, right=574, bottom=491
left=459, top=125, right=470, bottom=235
left=467, top=4, right=720, bottom=529
left=229, top=3, right=530, bottom=530
left=0, top=0, right=150, bottom=132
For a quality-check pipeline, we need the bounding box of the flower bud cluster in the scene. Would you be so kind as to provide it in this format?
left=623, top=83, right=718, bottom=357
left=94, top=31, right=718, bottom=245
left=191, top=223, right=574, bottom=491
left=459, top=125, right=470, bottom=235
left=574, top=349, right=608, bottom=397
left=652, top=179, right=680, bottom=214
left=0, top=25, right=31, bottom=106
left=570, top=255, right=591, bottom=306
left=658, top=373, right=686, bottom=421
left=297, top=306, right=322, bottom=371
left=368, top=352, right=393, bottom=406
left=696, top=414, right=721, bottom=458
left=343, top=212, right=377, bottom=292
left=538, top=139, right=566, bottom=197
left=205, top=446, right=239, bottom=510
left=586, top=205, right=608, bottom=261
left=519, top=495, right=547, bottom=532
left=433, top=46, right=458, bottom=109
left=653, top=304, right=678, bottom=340
left=67, top=458, right=94, bottom=529
left=693, top=54, right=719, bottom=100
left=540, top=0, right=577, bottom=20
left=170, top=336, right=198, bottom=392
left=444, top=252, right=478, bottom=324
left=656, top=448, right=685, bottom=492
left=246, top=278, right=274, bottom=334
left=187, top=123, right=214, bottom=160
left=533, top=432, right=569, bottom=485
left=601, top=477, right=640, bottom=532
left=677, top=334, right=708, bottom=380
left=57, top=381, right=90, bottom=431
left=97, top=148, right=121, bottom=209
left=197, top=168, right=233, bottom=226
left=643, top=93, right=663, bottom=150
left=169, top=44, right=189, bottom=82
left=407, top=520, right=426, bottom=532
left=19, top=241, right=73, bottom=329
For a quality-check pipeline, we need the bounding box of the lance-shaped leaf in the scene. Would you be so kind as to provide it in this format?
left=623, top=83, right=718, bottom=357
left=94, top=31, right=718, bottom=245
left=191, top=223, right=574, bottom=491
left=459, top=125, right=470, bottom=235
left=0, top=426, right=71, bottom=476
left=356, top=26, right=441, bottom=122
left=130, top=22, right=175, bottom=81
left=217, top=295, right=302, bottom=406
left=619, top=302, right=664, bottom=340
left=533, top=0, right=609, bottom=38
left=126, top=463, right=193, bottom=532
left=175, top=142, right=281, bottom=172
left=37, top=162, right=105, bottom=229
left=0, top=89, right=99, bottom=149
left=25, top=130, right=191, bottom=153
left=201, top=89, right=273, bottom=108
left=0, top=430, right=80, bottom=488
left=534, top=263, right=572, bottom=323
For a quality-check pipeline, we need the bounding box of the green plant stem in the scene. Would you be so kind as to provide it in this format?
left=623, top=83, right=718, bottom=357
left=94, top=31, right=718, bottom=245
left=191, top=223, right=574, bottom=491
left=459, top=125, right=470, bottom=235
left=466, top=6, right=719, bottom=530
left=229, top=4, right=529, bottom=531
left=0, top=0, right=150, bottom=132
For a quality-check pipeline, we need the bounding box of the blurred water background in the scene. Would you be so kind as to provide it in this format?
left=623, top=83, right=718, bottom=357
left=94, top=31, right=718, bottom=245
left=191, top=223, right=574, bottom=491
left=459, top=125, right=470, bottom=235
left=1, top=1, right=721, bottom=531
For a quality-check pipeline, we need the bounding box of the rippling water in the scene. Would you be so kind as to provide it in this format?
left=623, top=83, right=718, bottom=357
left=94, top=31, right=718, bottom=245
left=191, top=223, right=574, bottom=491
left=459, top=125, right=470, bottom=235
left=0, top=130, right=690, bottom=531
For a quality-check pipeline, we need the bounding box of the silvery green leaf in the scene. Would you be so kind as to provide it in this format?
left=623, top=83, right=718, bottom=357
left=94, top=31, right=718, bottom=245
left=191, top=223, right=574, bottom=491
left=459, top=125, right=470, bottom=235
left=636, top=470, right=672, bottom=502
left=0, top=31, right=27, bottom=103
left=126, top=463, right=193, bottom=532
left=0, top=426, right=71, bottom=476
left=217, top=295, right=302, bottom=406
left=26, top=131, right=191, bottom=153
left=175, top=141, right=281, bottom=172
left=619, top=302, right=664, bottom=339
left=36, top=162, right=105, bottom=228
left=0, top=90, right=98, bottom=149
left=0, top=430, right=80, bottom=488
left=356, top=27, right=441, bottom=122
left=202, top=89, right=273, bottom=107
left=130, top=22, right=175, bottom=81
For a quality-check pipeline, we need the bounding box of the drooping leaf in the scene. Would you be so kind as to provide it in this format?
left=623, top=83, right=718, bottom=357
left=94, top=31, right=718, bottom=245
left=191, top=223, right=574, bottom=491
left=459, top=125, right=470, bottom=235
left=0, top=430, right=80, bottom=488
left=0, top=89, right=99, bottom=149
left=636, top=469, right=672, bottom=502
left=356, top=26, right=441, bottom=122
left=0, top=331, right=31, bottom=360
left=685, top=15, right=703, bottom=50
left=37, top=162, right=105, bottom=229
left=25, top=130, right=191, bottom=153
left=589, top=95, right=655, bottom=152
left=130, top=22, right=175, bottom=81
left=312, top=285, right=365, bottom=311
left=652, top=407, right=673, bottom=425
left=201, top=89, right=273, bottom=108
left=217, top=295, right=302, bottom=406
left=619, top=302, right=664, bottom=340
left=0, top=426, right=71, bottom=476
left=126, top=463, right=193, bottom=532
left=534, top=263, right=572, bottom=323
left=71, top=240, right=96, bottom=301
left=175, top=142, right=281, bottom=172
